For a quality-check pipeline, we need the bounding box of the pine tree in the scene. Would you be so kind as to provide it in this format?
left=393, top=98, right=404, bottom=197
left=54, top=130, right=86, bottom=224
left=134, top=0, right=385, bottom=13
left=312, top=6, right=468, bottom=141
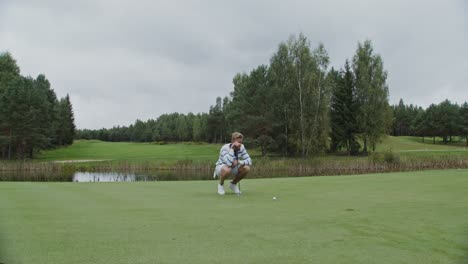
left=207, top=97, right=226, bottom=143
left=461, top=102, right=468, bottom=146
left=65, top=94, right=76, bottom=144
left=57, top=95, right=76, bottom=145
left=35, top=74, right=60, bottom=147
left=411, top=107, right=427, bottom=142
left=330, top=60, right=359, bottom=155
left=330, top=68, right=344, bottom=152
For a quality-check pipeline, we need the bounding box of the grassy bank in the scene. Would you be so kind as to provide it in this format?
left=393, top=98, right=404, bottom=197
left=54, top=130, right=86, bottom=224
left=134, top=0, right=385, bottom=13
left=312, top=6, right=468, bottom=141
left=1, top=169, right=467, bottom=264
left=375, top=136, right=468, bottom=151
left=36, top=140, right=224, bottom=162
left=35, top=136, right=468, bottom=164
left=1, top=137, right=467, bottom=179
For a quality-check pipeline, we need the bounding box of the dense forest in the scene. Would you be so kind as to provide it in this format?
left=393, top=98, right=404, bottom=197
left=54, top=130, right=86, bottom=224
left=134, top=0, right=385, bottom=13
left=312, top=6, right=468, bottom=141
left=0, top=52, right=76, bottom=159
left=75, top=34, right=468, bottom=155
left=77, top=35, right=394, bottom=156
left=2, top=34, right=466, bottom=160
left=391, top=99, right=468, bottom=145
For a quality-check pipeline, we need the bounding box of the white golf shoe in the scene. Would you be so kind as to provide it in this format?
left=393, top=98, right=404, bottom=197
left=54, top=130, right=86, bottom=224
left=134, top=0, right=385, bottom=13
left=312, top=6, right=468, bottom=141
left=229, top=183, right=241, bottom=195
left=217, top=184, right=225, bottom=195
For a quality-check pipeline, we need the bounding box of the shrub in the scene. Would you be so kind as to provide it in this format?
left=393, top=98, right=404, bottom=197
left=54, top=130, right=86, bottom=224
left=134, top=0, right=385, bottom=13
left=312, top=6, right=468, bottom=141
left=369, top=150, right=400, bottom=164
left=151, top=141, right=168, bottom=145
left=383, top=151, right=400, bottom=164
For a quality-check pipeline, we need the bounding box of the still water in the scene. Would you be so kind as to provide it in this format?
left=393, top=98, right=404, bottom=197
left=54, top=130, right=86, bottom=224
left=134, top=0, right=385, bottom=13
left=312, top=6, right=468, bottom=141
left=73, top=172, right=139, bottom=182
left=0, top=170, right=222, bottom=182
left=71, top=171, right=209, bottom=182
left=0, top=169, right=294, bottom=182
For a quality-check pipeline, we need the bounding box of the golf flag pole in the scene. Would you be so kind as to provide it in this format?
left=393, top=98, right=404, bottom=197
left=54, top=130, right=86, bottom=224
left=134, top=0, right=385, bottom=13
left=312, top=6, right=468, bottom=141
left=237, top=163, right=241, bottom=194
left=235, top=148, right=241, bottom=195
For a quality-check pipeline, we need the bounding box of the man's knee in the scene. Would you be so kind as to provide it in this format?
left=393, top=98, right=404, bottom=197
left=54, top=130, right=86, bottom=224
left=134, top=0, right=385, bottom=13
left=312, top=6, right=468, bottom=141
left=221, top=165, right=232, bottom=175
left=240, top=166, right=250, bottom=174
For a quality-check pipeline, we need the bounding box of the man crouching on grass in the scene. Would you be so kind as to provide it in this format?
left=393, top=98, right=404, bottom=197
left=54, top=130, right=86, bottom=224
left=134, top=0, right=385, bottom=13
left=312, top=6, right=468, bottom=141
left=214, top=132, right=252, bottom=195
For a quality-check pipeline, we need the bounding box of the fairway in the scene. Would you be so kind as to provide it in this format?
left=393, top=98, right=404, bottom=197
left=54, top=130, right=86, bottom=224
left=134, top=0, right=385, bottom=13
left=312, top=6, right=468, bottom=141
left=1, top=170, right=467, bottom=264
left=37, top=140, right=223, bottom=162
left=36, top=136, right=468, bottom=164
left=376, top=136, right=468, bottom=152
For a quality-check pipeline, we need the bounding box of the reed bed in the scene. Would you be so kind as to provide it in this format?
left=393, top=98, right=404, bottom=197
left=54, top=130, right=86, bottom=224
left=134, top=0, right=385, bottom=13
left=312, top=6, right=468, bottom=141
left=1, top=152, right=467, bottom=181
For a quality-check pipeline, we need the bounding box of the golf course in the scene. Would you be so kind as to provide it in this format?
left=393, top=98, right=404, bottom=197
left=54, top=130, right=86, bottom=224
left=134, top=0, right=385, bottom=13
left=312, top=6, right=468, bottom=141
left=36, top=136, right=468, bottom=163
left=1, top=169, right=467, bottom=264
left=0, top=136, right=467, bottom=263
left=2, top=3, right=468, bottom=263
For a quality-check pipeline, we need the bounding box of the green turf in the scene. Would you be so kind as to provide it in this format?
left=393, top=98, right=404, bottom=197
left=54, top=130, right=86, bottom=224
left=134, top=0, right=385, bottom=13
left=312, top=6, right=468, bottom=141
left=377, top=136, right=468, bottom=152
left=403, top=136, right=468, bottom=147
left=1, top=169, right=467, bottom=264
left=377, top=136, right=467, bottom=151
left=375, top=136, right=468, bottom=159
left=37, top=140, right=224, bottom=162
left=36, top=136, right=467, bottom=164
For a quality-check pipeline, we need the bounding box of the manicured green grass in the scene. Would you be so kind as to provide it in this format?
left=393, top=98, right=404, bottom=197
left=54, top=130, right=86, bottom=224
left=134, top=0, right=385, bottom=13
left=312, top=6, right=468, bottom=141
left=404, top=136, right=468, bottom=147
left=28, top=137, right=468, bottom=173
left=375, top=136, right=468, bottom=160
left=37, top=140, right=224, bottom=162
left=36, top=136, right=467, bottom=163
left=377, top=136, right=468, bottom=152
left=1, top=169, right=467, bottom=264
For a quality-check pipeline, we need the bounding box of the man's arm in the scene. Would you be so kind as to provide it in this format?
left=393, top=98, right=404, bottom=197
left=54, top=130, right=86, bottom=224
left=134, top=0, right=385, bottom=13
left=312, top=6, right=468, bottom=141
left=237, top=145, right=252, bottom=166
left=221, top=146, right=236, bottom=167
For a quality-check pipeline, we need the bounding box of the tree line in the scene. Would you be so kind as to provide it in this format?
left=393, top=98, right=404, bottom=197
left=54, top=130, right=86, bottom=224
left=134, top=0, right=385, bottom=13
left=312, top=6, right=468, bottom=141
left=77, top=34, right=393, bottom=157
left=0, top=52, right=76, bottom=159
left=77, top=112, right=210, bottom=142
left=391, top=99, right=468, bottom=145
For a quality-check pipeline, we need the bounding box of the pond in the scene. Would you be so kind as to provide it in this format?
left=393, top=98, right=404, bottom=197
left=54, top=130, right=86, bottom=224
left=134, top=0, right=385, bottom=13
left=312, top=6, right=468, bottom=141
left=0, top=170, right=216, bottom=182
left=73, top=172, right=140, bottom=182
left=71, top=171, right=217, bottom=182
left=0, top=169, right=299, bottom=182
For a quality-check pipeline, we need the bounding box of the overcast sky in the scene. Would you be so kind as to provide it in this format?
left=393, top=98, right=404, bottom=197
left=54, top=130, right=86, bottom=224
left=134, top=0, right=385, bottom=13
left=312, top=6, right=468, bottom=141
left=1, top=0, right=467, bottom=129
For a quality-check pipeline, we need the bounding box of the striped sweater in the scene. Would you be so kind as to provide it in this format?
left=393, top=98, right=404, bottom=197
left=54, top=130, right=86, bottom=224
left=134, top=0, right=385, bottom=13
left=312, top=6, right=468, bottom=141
left=216, top=143, right=252, bottom=167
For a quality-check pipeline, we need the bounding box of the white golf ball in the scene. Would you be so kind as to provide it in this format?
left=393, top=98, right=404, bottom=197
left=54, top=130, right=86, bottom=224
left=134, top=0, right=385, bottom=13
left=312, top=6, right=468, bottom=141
left=273, top=196, right=277, bottom=200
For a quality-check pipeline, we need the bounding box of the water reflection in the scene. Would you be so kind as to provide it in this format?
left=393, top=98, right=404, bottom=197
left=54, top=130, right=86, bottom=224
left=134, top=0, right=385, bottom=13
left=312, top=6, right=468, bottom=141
left=0, top=170, right=214, bottom=182
left=0, top=169, right=294, bottom=182
left=72, top=171, right=216, bottom=182
left=73, top=172, right=138, bottom=182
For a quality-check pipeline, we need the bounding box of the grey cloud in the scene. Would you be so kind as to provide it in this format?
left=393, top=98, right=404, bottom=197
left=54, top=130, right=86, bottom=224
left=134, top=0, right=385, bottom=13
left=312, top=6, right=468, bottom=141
left=1, top=0, right=467, bottom=129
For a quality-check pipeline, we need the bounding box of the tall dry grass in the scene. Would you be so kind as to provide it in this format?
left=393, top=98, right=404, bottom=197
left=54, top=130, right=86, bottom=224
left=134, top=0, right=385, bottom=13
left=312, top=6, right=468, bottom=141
left=1, top=152, right=467, bottom=180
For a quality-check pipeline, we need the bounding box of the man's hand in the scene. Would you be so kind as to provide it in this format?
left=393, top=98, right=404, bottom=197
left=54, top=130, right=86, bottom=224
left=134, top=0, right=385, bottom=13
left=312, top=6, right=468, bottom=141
left=231, top=141, right=242, bottom=150
left=231, top=160, right=238, bottom=167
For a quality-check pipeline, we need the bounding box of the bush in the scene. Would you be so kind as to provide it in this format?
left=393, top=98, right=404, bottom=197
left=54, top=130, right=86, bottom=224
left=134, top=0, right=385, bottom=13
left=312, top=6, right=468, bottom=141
left=383, top=151, right=400, bottom=164
left=350, top=140, right=361, bottom=155
left=369, top=150, right=400, bottom=164
left=183, top=141, right=207, bottom=145
left=151, top=141, right=168, bottom=145
left=369, top=152, right=384, bottom=163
